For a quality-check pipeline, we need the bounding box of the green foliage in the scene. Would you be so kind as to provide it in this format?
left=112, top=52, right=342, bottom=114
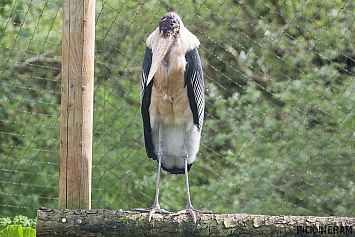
left=0, top=216, right=36, bottom=237
left=1, top=0, right=355, bottom=219
left=0, top=0, right=61, bottom=218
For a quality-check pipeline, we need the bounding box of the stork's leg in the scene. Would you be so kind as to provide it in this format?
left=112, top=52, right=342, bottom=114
left=146, top=120, right=171, bottom=221
left=182, top=141, right=197, bottom=223
left=177, top=131, right=213, bottom=223
left=133, top=120, right=171, bottom=221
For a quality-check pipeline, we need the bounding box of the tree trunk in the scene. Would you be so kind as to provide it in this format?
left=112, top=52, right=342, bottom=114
left=36, top=207, right=355, bottom=236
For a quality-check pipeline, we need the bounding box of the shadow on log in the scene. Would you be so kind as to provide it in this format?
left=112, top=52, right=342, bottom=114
left=36, top=207, right=355, bottom=236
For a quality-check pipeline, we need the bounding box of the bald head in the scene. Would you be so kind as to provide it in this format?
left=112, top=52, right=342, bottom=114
left=159, top=12, right=181, bottom=39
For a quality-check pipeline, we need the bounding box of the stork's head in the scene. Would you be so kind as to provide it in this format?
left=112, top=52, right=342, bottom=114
left=159, top=12, right=181, bottom=39
left=145, top=12, right=182, bottom=85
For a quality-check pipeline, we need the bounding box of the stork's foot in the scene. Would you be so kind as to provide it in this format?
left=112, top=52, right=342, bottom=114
left=176, top=206, right=213, bottom=223
left=132, top=206, right=172, bottom=222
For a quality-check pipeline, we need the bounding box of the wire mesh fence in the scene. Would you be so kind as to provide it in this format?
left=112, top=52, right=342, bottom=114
left=1, top=0, right=354, bottom=219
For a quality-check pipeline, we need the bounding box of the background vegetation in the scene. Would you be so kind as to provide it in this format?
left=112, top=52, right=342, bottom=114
left=0, top=0, right=354, bottom=218
left=0, top=215, right=36, bottom=237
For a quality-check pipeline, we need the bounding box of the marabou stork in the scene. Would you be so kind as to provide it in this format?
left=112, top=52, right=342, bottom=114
left=135, top=12, right=208, bottom=223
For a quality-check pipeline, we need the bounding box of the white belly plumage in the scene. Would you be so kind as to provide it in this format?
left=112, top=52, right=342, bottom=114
left=150, top=113, right=201, bottom=171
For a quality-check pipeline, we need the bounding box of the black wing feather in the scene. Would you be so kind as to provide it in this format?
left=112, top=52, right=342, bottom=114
left=185, top=47, right=205, bottom=132
left=141, top=47, right=157, bottom=160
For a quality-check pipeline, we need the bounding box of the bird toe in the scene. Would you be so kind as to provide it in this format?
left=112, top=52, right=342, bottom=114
left=132, top=206, right=172, bottom=222
left=176, top=207, right=213, bottom=223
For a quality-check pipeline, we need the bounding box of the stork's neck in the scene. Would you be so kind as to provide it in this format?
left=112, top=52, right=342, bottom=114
left=146, top=27, right=199, bottom=56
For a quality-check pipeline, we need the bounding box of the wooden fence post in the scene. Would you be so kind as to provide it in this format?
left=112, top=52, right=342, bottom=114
left=59, top=0, right=95, bottom=209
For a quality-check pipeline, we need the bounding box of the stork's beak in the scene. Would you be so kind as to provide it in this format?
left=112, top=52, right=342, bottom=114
left=146, top=36, right=175, bottom=86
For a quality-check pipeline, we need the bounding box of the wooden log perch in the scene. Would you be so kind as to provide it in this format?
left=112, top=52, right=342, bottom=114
left=36, top=207, right=355, bottom=237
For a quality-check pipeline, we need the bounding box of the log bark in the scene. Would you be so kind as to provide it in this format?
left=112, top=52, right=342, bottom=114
left=36, top=207, right=355, bottom=237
